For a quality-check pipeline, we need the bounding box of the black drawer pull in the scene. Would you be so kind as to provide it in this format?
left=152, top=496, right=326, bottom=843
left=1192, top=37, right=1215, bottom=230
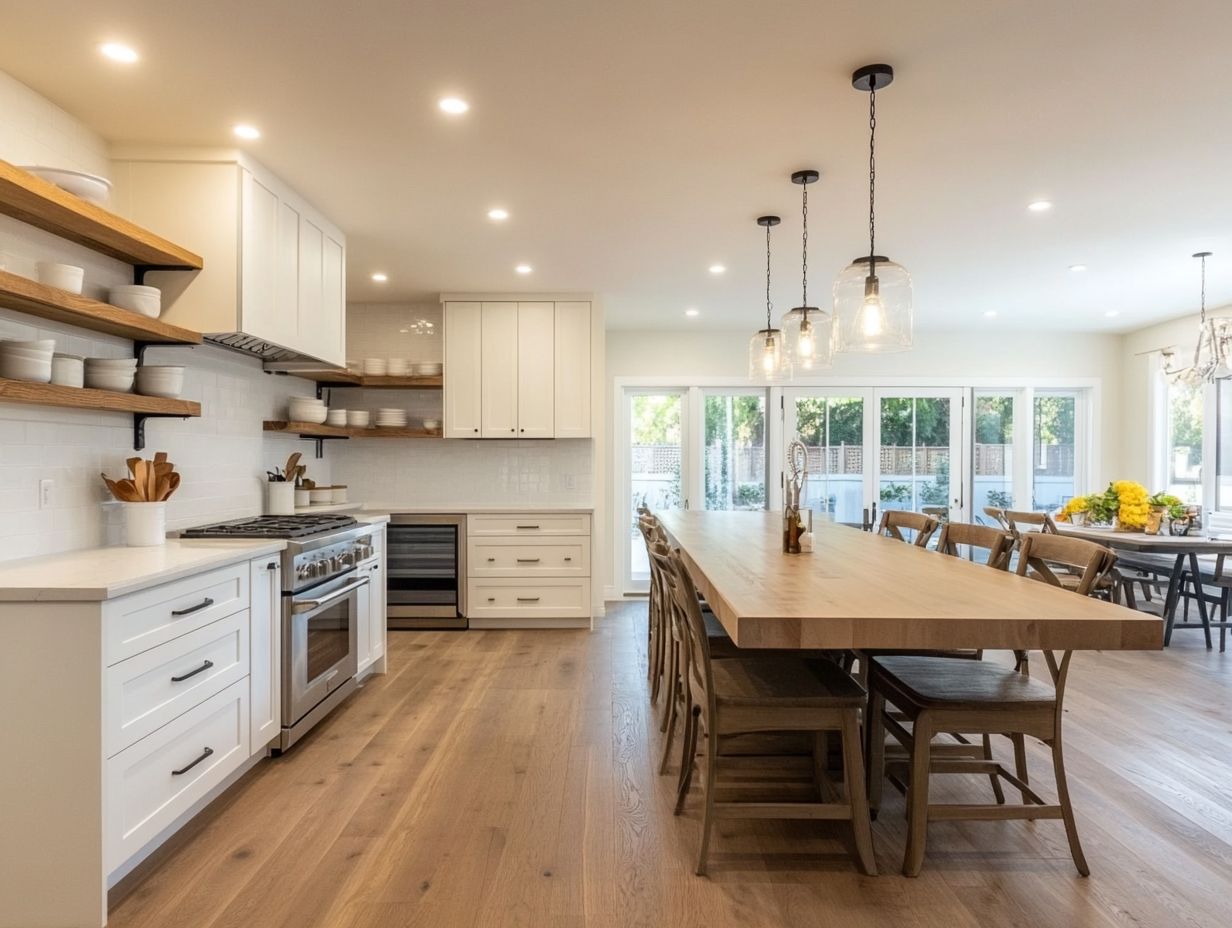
left=487, top=597, right=496, bottom=602
left=517, top=596, right=541, bottom=603
left=171, top=598, right=214, bottom=617
left=564, top=557, right=573, bottom=562
left=170, top=660, right=214, bottom=683
left=487, top=557, right=496, bottom=562
left=171, top=746, right=214, bottom=776
left=515, top=525, right=540, bottom=530
left=516, top=558, right=541, bottom=563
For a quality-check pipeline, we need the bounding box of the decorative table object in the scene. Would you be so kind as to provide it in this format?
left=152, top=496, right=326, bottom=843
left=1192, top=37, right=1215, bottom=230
left=784, top=437, right=808, bottom=554
left=100, top=451, right=180, bottom=546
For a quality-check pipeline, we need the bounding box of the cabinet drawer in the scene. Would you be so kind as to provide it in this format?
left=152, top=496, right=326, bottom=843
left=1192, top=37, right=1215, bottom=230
left=106, top=611, right=250, bottom=757
left=105, top=563, right=250, bottom=665
left=106, top=678, right=250, bottom=871
left=467, top=513, right=591, bottom=537
left=467, top=578, right=591, bottom=618
left=469, top=537, right=590, bottom=577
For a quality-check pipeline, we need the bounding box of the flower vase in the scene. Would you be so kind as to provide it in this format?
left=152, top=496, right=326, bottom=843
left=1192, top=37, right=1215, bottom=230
left=1145, top=507, right=1165, bottom=535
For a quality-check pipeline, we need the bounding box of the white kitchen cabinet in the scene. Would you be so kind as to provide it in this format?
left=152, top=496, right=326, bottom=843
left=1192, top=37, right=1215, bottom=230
left=357, top=525, right=387, bottom=677
left=443, top=301, right=483, bottom=438
left=443, top=299, right=593, bottom=439
left=517, top=302, right=555, bottom=438
left=110, top=149, right=347, bottom=366
left=553, top=301, right=592, bottom=438
left=480, top=301, right=520, bottom=438
left=249, top=557, right=281, bottom=752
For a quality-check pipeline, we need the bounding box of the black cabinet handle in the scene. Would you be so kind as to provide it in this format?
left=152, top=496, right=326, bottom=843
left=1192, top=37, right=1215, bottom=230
left=170, top=660, right=214, bottom=683
left=564, top=557, right=573, bottom=562
left=266, top=562, right=278, bottom=570
left=515, top=525, right=540, bottom=530
left=172, top=598, right=214, bottom=617
left=516, top=558, right=541, bottom=563
left=487, top=597, right=495, bottom=602
left=517, top=596, right=541, bottom=603
left=487, top=557, right=495, bottom=562
left=171, top=746, right=214, bottom=776
left=473, top=428, right=479, bottom=433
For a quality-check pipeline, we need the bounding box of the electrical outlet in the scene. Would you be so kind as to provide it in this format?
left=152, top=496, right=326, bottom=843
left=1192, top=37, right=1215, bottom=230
left=39, top=478, right=53, bottom=510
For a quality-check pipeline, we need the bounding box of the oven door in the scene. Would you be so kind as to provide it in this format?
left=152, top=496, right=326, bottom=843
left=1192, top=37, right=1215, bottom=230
left=283, top=571, right=365, bottom=726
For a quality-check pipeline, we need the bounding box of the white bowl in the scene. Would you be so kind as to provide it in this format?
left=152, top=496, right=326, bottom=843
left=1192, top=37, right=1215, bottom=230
left=36, top=262, right=84, bottom=294
left=109, top=285, right=161, bottom=318
left=84, top=356, right=137, bottom=365
left=415, top=361, right=443, bottom=376
left=0, top=355, right=51, bottom=383
left=346, top=410, right=370, bottom=427
left=422, top=419, right=441, bottom=430
left=0, top=347, right=55, bottom=362
left=1, top=338, right=56, bottom=354
left=309, top=487, right=333, bottom=504
left=290, top=405, right=328, bottom=424
left=325, top=409, right=347, bottom=426
left=362, top=358, right=387, bottom=375
left=19, top=166, right=112, bottom=205
left=84, top=369, right=134, bottom=392
left=331, top=486, right=349, bottom=503
left=135, top=365, right=184, bottom=399
left=50, top=355, right=84, bottom=388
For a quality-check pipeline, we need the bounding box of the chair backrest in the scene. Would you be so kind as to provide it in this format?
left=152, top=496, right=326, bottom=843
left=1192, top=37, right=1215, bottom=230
left=982, top=506, right=1009, bottom=529
left=1002, top=509, right=1058, bottom=538
left=1015, top=531, right=1116, bottom=595
left=937, top=521, right=1014, bottom=570
left=649, top=545, right=715, bottom=714
left=878, top=509, right=940, bottom=547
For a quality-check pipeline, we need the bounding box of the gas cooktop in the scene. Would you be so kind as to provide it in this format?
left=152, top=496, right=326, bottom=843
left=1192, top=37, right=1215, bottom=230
left=181, top=514, right=359, bottom=539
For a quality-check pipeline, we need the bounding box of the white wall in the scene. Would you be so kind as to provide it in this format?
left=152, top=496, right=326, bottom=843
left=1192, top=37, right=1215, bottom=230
left=604, top=326, right=1124, bottom=595
left=0, top=70, right=324, bottom=562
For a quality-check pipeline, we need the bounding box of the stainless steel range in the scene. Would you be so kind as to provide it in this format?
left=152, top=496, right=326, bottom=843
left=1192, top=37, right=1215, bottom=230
left=182, top=514, right=376, bottom=750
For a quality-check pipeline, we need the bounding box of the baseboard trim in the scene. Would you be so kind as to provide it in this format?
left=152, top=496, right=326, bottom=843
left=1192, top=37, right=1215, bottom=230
left=468, top=616, right=592, bottom=630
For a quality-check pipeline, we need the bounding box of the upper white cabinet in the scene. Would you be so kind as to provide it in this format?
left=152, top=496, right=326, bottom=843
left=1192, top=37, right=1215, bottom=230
left=110, top=149, right=347, bottom=366
left=443, top=300, right=592, bottom=439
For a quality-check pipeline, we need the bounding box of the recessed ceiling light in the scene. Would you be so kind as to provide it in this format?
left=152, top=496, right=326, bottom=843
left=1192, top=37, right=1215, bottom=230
left=1027, top=200, right=1053, bottom=212
left=99, top=42, right=139, bottom=64
left=983, top=310, right=997, bottom=318
left=371, top=272, right=388, bottom=283
left=487, top=207, right=509, bottom=221
left=232, top=124, right=261, bottom=140
left=708, top=264, right=726, bottom=275
left=1104, top=310, right=1120, bottom=318
left=1069, top=264, right=1087, bottom=272
left=439, top=97, right=469, bottom=115
left=685, top=308, right=700, bottom=317
left=515, top=264, right=533, bottom=275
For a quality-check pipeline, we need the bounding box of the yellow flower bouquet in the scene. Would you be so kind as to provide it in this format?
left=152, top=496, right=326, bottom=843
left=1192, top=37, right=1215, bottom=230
left=1055, top=480, right=1151, bottom=530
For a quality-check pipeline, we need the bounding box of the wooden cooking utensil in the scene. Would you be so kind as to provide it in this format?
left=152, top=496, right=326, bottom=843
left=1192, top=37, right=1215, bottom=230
left=284, top=452, right=302, bottom=481
left=163, top=473, right=181, bottom=501
left=154, top=451, right=168, bottom=466
left=126, top=457, right=141, bottom=478
left=147, top=463, right=157, bottom=502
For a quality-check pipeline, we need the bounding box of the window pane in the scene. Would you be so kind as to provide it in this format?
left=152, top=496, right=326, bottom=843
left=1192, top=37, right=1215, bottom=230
left=975, top=393, right=1014, bottom=514
left=1033, top=393, right=1076, bottom=511
left=629, top=394, right=683, bottom=583
left=1166, top=381, right=1203, bottom=504
left=795, top=396, right=864, bottom=523
left=879, top=396, right=950, bottom=515
left=1218, top=380, right=1232, bottom=510
left=704, top=394, right=766, bottom=510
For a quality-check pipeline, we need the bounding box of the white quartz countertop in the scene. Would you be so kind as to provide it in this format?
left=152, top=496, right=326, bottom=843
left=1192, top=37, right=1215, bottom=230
left=359, top=505, right=594, bottom=514
left=0, top=538, right=287, bottom=603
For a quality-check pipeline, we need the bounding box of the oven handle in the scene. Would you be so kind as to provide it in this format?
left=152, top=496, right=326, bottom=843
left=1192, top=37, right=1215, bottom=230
left=291, top=576, right=369, bottom=614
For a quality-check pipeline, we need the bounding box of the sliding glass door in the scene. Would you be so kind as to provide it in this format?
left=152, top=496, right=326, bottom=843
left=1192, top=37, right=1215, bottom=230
left=784, top=390, right=872, bottom=525
left=703, top=390, right=768, bottom=511
left=874, top=389, right=966, bottom=523
left=626, top=390, right=687, bottom=589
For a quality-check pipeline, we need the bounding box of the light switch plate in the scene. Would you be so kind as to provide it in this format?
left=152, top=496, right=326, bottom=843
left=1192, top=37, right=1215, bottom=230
left=39, top=478, right=53, bottom=509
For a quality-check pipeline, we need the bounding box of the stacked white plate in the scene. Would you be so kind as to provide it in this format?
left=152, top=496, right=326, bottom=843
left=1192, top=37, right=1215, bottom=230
left=0, top=338, right=55, bottom=383
left=288, top=396, right=328, bottom=424
left=135, top=365, right=184, bottom=399
left=109, top=284, right=161, bottom=318
left=346, top=410, right=370, bottom=427
left=414, top=361, right=443, bottom=376
left=19, top=166, right=112, bottom=205
left=84, top=357, right=137, bottom=392
left=51, top=353, right=84, bottom=388
left=375, top=407, right=407, bottom=428
left=362, top=358, right=387, bottom=376
left=326, top=408, right=348, bottom=426
left=387, top=358, right=410, bottom=376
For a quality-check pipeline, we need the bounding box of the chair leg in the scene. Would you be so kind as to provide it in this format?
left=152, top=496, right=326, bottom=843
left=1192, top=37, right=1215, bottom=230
left=675, top=706, right=700, bottom=814
left=1049, top=736, right=1090, bottom=877
left=659, top=645, right=680, bottom=775
left=982, top=734, right=1006, bottom=804
left=658, top=636, right=676, bottom=733
left=903, top=713, right=933, bottom=877
left=1222, top=589, right=1230, bottom=653
left=864, top=689, right=886, bottom=817
left=695, top=727, right=719, bottom=876
left=1010, top=733, right=1032, bottom=801
left=841, top=711, right=878, bottom=876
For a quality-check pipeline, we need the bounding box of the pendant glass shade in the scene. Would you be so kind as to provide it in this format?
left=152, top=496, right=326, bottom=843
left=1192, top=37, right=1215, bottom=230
left=832, top=255, right=912, bottom=353
left=780, top=307, right=833, bottom=370
left=748, top=327, right=792, bottom=382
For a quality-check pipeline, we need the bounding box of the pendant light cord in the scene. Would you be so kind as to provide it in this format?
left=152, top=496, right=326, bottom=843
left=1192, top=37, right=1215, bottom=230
left=868, top=75, right=877, bottom=263
left=801, top=180, right=809, bottom=310
left=765, top=220, right=773, bottom=331
left=1201, top=253, right=1208, bottom=324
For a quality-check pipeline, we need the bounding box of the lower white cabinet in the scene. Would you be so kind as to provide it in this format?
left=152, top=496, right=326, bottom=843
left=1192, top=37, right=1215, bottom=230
left=357, top=524, right=387, bottom=676
left=249, top=557, right=282, bottom=751
left=464, top=512, right=592, bottom=627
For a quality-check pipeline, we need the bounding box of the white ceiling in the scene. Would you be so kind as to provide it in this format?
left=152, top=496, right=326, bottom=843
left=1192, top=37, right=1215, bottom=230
left=2, top=0, right=1231, bottom=332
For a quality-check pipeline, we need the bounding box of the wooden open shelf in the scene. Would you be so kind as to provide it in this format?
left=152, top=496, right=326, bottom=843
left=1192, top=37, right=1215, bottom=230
left=264, top=420, right=443, bottom=439
left=283, top=369, right=442, bottom=389
left=0, top=161, right=203, bottom=269
left=0, top=269, right=202, bottom=345
left=0, top=378, right=201, bottom=417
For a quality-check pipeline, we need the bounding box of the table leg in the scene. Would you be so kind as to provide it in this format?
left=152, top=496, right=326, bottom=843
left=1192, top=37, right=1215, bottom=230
left=1187, top=552, right=1214, bottom=649
left=1162, top=554, right=1186, bottom=646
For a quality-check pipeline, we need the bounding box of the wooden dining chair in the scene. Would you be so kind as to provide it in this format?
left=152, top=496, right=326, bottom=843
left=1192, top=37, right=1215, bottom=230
left=878, top=510, right=940, bottom=547
left=1001, top=509, right=1059, bottom=539
left=636, top=513, right=668, bottom=706
left=981, top=506, right=1009, bottom=529
left=936, top=521, right=1015, bottom=570
left=864, top=531, right=1116, bottom=877
left=653, top=546, right=876, bottom=876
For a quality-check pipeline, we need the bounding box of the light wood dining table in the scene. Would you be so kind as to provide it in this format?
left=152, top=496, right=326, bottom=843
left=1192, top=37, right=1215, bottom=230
left=657, top=511, right=1162, bottom=652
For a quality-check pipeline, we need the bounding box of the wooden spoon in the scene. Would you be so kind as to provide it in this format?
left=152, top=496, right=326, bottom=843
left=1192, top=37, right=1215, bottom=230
left=126, top=457, right=142, bottom=479
left=154, top=451, right=168, bottom=466
left=163, top=473, right=181, bottom=501
left=285, top=452, right=302, bottom=481
left=147, top=461, right=158, bottom=502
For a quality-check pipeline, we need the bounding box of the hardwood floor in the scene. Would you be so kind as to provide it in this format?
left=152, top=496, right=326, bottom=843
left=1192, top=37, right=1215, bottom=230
left=109, top=602, right=1232, bottom=928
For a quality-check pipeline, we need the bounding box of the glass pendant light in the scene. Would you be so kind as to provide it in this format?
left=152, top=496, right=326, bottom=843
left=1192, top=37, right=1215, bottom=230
left=1163, top=251, right=1232, bottom=384
left=748, top=215, right=792, bottom=381
left=833, top=63, right=913, bottom=353
left=781, top=169, right=833, bottom=370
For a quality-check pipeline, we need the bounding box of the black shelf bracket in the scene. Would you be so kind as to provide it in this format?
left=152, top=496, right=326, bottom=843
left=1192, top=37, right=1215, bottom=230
left=133, top=413, right=192, bottom=452
left=298, top=433, right=349, bottom=459
left=133, top=264, right=191, bottom=285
